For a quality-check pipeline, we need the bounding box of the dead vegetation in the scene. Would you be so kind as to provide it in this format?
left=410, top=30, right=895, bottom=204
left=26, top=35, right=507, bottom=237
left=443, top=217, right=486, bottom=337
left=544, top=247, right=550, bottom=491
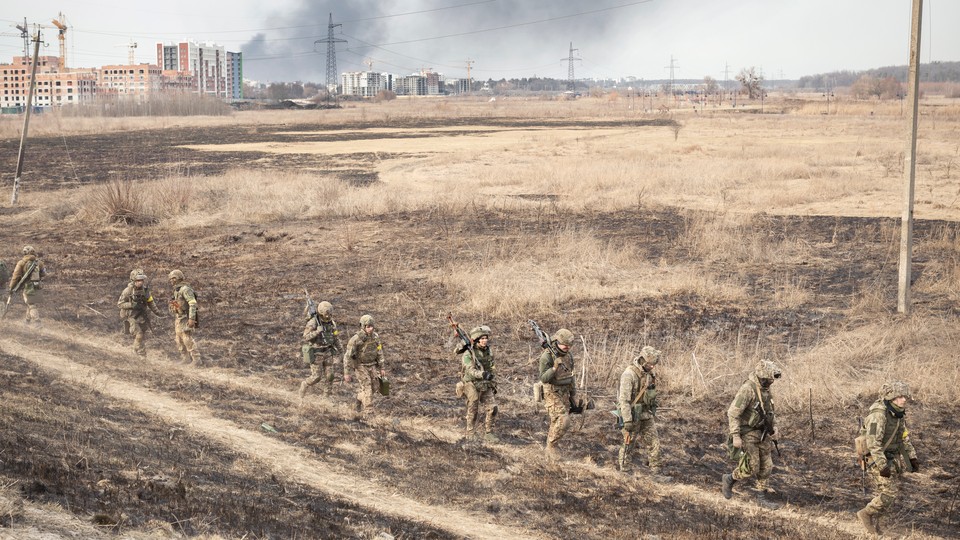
left=2, top=96, right=960, bottom=538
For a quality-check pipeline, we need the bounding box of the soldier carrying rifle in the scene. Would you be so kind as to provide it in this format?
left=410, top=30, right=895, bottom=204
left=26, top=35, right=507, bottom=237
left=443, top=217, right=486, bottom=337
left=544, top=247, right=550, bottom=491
left=722, top=359, right=782, bottom=510
left=450, top=314, right=499, bottom=443
left=299, top=292, right=344, bottom=403
left=617, top=345, right=670, bottom=482
left=5, top=246, right=46, bottom=325
left=532, top=321, right=586, bottom=461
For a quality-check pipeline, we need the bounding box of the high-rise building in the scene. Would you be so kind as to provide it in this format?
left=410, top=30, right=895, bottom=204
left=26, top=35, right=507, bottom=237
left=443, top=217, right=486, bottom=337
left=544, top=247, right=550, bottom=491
left=157, top=40, right=240, bottom=98
left=1, top=55, right=97, bottom=110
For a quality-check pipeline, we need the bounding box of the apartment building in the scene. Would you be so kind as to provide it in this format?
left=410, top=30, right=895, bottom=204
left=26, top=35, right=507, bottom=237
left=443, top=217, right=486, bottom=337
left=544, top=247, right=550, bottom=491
left=98, top=64, right=163, bottom=102
left=1, top=55, right=96, bottom=110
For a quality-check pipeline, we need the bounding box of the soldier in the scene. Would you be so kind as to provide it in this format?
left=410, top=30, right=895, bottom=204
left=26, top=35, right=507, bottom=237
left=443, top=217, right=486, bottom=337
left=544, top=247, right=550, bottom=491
left=462, top=325, right=498, bottom=442
left=6, top=245, right=46, bottom=325
left=298, top=300, right=344, bottom=402
left=117, top=269, right=165, bottom=358
left=722, top=359, right=781, bottom=509
left=617, top=345, right=669, bottom=481
left=856, top=381, right=919, bottom=535
left=167, top=269, right=201, bottom=366
left=343, top=314, right=386, bottom=414
left=538, top=328, right=584, bottom=459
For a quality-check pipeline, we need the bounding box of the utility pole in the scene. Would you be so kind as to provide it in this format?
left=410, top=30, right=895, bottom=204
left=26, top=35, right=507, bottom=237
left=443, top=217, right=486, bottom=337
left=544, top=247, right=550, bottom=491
left=12, top=29, right=42, bottom=206
left=315, top=13, right=346, bottom=101
left=898, top=0, right=923, bottom=314
left=464, top=58, right=474, bottom=95
left=560, top=42, right=580, bottom=92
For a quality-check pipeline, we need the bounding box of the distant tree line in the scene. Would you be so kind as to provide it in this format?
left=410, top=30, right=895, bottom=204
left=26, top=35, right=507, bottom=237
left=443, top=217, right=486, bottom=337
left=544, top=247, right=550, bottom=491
left=798, top=61, right=960, bottom=89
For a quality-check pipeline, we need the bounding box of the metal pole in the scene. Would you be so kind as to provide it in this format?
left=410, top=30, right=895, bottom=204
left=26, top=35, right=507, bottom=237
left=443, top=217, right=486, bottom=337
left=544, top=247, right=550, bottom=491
left=11, top=30, right=42, bottom=206
left=897, top=0, right=923, bottom=314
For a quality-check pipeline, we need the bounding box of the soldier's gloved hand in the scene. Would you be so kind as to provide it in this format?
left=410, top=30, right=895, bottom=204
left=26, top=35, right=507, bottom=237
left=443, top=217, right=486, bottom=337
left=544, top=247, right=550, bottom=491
left=622, top=420, right=635, bottom=431
left=909, top=458, right=919, bottom=472
left=482, top=371, right=494, bottom=381
left=187, top=319, right=197, bottom=329
left=732, top=434, right=743, bottom=449
left=879, top=465, right=891, bottom=478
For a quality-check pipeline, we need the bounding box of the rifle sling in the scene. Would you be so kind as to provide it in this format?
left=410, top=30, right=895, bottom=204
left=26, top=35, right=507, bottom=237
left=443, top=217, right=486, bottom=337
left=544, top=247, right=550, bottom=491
left=628, top=365, right=650, bottom=406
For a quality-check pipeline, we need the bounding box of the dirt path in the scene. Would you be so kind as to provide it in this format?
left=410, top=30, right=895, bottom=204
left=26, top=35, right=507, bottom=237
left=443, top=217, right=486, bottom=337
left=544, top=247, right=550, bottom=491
left=4, top=322, right=951, bottom=539
left=0, top=335, right=543, bottom=540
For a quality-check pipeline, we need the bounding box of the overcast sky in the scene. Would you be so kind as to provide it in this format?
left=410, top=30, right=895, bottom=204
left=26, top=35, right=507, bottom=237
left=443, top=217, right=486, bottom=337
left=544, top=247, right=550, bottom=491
left=2, top=0, right=958, bottom=84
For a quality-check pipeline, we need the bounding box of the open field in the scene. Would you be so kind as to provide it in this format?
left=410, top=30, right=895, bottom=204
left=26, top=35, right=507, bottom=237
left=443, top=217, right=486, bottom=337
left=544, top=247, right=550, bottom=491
left=2, top=96, right=960, bottom=539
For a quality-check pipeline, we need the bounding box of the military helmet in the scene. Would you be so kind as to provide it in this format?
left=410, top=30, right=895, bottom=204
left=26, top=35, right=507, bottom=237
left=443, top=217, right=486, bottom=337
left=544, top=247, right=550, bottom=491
left=634, top=345, right=662, bottom=366
left=553, top=328, right=575, bottom=347
left=754, top=360, right=782, bottom=380
left=359, top=314, right=375, bottom=328
left=22, top=245, right=35, bottom=255
left=130, top=269, right=147, bottom=281
left=470, top=325, right=491, bottom=341
left=880, top=381, right=912, bottom=401
left=317, top=301, right=333, bottom=318
left=168, top=269, right=185, bottom=281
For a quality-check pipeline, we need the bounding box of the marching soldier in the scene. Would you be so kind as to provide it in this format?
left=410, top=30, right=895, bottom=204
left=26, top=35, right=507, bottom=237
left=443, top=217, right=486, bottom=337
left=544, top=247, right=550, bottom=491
left=856, top=381, right=919, bottom=535
left=462, top=325, right=498, bottom=442
left=343, top=314, right=386, bottom=414
left=722, top=359, right=782, bottom=509
left=617, top=345, right=669, bottom=480
left=117, top=269, right=165, bottom=357
left=167, top=269, right=201, bottom=366
left=538, top=328, right=584, bottom=460
left=299, top=300, right=343, bottom=402
left=6, top=246, right=46, bottom=325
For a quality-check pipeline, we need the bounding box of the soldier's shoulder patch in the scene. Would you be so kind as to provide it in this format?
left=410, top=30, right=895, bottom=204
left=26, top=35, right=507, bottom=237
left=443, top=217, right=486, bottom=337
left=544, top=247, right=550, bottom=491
left=868, top=422, right=878, bottom=436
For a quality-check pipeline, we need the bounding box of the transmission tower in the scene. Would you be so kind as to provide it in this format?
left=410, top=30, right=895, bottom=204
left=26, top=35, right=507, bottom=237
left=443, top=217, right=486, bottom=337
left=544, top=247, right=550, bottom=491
left=315, top=13, right=346, bottom=97
left=560, top=42, right=581, bottom=91
left=464, top=59, right=474, bottom=94
left=664, top=55, right=679, bottom=94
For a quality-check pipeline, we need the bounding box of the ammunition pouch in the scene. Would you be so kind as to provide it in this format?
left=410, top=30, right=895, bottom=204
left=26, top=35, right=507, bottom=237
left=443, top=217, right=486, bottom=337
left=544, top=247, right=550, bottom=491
left=533, top=382, right=544, bottom=403
left=378, top=376, right=390, bottom=396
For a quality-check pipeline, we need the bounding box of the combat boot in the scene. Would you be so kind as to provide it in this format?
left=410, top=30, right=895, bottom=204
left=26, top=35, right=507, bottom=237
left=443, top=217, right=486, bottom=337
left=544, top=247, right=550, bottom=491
left=721, top=474, right=735, bottom=499
left=857, top=507, right=879, bottom=535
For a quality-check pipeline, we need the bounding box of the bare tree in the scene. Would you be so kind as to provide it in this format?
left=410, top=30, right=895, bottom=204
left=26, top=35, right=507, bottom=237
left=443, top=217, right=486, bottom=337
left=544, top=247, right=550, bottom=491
left=736, top=67, right=764, bottom=99
left=703, top=76, right=719, bottom=97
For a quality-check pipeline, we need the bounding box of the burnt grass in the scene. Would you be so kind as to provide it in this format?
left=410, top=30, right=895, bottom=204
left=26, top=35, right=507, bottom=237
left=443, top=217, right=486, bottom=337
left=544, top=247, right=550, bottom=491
left=2, top=117, right=960, bottom=538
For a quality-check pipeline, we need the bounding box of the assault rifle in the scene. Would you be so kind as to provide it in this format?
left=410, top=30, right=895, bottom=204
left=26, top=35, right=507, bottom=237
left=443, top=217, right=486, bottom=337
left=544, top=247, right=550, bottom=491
left=303, top=288, right=318, bottom=320
left=756, top=402, right=782, bottom=458
left=447, top=313, right=481, bottom=372
left=529, top=319, right=551, bottom=351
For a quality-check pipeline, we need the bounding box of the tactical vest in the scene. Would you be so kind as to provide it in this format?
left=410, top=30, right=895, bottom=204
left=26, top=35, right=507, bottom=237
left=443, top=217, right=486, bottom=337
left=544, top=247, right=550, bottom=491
left=353, top=332, right=381, bottom=365
left=307, top=318, right=338, bottom=349
left=550, top=349, right=575, bottom=386
left=628, top=365, right=658, bottom=418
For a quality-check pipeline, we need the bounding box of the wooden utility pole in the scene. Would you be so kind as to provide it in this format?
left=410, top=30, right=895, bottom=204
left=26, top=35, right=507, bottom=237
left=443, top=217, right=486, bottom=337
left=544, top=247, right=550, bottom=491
left=897, top=0, right=923, bottom=314
left=11, top=30, right=42, bottom=206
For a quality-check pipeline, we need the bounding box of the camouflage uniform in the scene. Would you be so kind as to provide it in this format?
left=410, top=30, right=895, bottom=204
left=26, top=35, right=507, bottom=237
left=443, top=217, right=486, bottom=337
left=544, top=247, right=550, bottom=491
left=299, top=301, right=343, bottom=400
left=343, top=314, right=385, bottom=413
left=857, top=381, right=918, bottom=535
left=538, top=328, right=579, bottom=458
left=167, top=270, right=201, bottom=366
left=7, top=246, right=46, bottom=324
left=617, top=346, right=663, bottom=474
left=462, top=326, right=497, bottom=440
left=722, top=360, right=781, bottom=505
left=117, top=269, right=164, bottom=357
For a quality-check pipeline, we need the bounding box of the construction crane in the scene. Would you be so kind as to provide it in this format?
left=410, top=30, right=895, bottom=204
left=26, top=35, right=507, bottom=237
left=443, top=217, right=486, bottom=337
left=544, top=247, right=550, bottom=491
left=51, top=12, right=67, bottom=71
left=15, top=18, right=30, bottom=61
left=115, top=41, right=138, bottom=64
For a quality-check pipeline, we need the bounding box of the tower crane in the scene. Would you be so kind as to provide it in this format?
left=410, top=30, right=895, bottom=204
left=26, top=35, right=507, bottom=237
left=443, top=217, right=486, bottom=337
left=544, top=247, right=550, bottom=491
left=51, top=12, right=67, bottom=71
